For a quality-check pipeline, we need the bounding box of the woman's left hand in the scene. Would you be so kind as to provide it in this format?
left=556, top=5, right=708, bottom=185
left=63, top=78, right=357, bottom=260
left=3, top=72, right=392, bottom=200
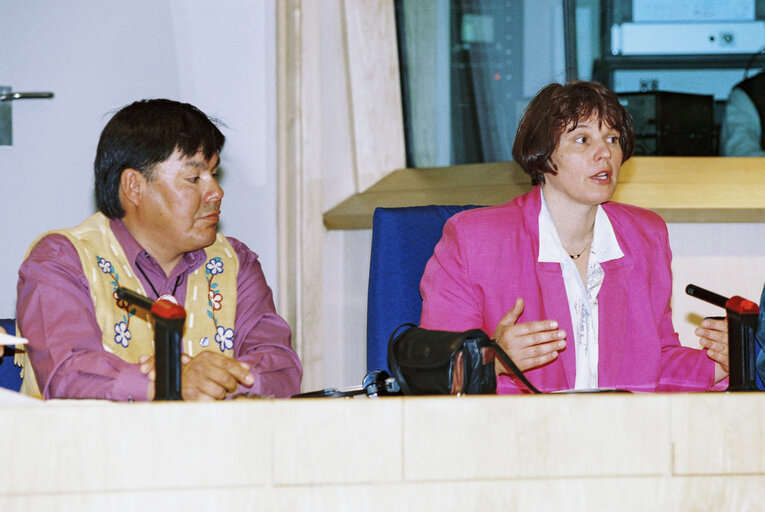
left=696, top=317, right=729, bottom=384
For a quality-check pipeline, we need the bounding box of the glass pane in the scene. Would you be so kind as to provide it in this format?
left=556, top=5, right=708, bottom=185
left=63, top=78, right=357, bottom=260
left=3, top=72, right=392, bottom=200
left=592, top=0, right=765, bottom=157
left=397, top=0, right=553, bottom=167
left=397, top=0, right=765, bottom=164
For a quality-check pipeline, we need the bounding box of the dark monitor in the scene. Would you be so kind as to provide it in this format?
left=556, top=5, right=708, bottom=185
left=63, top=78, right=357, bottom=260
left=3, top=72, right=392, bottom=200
left=618, top=91, right=716, bottom=156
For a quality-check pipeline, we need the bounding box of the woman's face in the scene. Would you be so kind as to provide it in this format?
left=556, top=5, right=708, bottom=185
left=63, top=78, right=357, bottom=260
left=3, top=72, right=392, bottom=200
left=543, top=115, right=623, bottom=208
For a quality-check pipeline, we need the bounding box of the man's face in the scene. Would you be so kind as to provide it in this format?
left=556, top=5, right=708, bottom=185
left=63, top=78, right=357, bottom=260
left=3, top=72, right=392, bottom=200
left=136, top=149, right=223, bottom=260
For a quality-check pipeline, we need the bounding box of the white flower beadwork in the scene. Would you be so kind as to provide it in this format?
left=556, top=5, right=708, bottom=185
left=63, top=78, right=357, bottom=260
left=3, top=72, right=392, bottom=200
left=215, top=325, right=234, bottom=352
left=114, top=321, right=131, bottom=347
left=208, top=290, right=223, bottom=310
left=206, top=257, right=224, bottom=275
left=98, top=257, right=113, bottom=274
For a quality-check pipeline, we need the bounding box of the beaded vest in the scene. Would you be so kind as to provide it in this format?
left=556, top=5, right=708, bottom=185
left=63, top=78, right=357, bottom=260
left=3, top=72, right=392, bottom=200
left=19, top=213, right=238, bottom=397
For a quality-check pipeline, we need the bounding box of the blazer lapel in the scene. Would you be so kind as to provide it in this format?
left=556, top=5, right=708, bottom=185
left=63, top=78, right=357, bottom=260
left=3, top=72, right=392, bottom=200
left=522, top=187, right=576, bottom=389
left=597, top=257, right=633, bottom=386
left=536, top=262, right=576, bottom=388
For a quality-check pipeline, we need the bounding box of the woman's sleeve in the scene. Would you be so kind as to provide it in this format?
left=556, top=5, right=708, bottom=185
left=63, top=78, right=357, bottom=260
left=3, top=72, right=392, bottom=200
left=419, top=218, right=484, bottom=332
left=652, top=223, right=724, bottom=391
left=420, top=216, right=527, bottom=395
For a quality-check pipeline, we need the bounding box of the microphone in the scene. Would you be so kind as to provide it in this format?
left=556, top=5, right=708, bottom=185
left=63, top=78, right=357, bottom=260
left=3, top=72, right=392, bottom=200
left=117, top=287, right=186, bottom=400
left=686, top=284, right=759, bottom=391
left=685, top=284, right=759, bottom=315
left=685, top=284, right=729, bottom=309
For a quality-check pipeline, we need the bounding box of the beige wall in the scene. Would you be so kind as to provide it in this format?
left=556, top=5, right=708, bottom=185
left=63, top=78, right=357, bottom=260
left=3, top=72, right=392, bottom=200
left=277, top=0, right=405, bottom=391
left=671, top=223, right=765, bottom=348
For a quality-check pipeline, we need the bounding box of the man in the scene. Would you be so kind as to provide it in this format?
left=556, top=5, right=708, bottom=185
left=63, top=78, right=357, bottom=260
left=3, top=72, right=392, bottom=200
left=720, top=70, right=765, bottom=157
left=756, top=285, right=765, bottom=390
left=16, top=99, right=302, bottom=401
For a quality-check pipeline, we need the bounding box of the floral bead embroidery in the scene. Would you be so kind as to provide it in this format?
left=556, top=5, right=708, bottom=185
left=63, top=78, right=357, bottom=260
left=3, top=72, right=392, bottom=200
left=208, top=290, right=223, bottom=311
left=98, top=258, right=113, bottom=274
left=205, top=256, right=234, bottom=352
left=97, top=256, right=135, bottom=348
left=113, top=290, right=129, bottom=310
left=206, top=257, right=224, bottom=275
left=114, top=321, right=131, bottom=347
left=215, top=325, right=235, bottom=352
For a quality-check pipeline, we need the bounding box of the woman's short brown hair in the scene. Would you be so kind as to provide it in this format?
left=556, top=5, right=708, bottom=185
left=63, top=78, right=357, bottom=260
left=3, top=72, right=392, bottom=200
left=511, top=81, right=634, bottom=185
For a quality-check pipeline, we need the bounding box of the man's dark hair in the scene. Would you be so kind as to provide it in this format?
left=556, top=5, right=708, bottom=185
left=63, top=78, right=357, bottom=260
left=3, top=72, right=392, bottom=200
left=94, top=99, right=225, bottom=218
left=512, top=80, right=634, bottom=185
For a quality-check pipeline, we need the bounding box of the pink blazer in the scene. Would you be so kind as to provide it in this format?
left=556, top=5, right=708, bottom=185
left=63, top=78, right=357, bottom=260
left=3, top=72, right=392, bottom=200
left=420, top=187, right=724, bottom=393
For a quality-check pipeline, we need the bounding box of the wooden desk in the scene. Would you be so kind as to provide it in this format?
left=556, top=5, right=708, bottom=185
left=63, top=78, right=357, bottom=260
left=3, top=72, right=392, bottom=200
left=1, top=393, right=764, bottom=511
left=323, top=157, right=765, bottom=229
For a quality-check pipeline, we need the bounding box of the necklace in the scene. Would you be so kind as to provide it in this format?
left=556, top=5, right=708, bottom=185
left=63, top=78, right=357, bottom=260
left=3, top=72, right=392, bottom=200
left=135, top=260, right=182, bottom=305
left=568, top=238, right=592, bottom=260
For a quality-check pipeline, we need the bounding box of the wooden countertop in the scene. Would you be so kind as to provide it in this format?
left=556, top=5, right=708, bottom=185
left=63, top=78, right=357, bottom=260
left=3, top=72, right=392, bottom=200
left=323, top=157, right=765, bottom=229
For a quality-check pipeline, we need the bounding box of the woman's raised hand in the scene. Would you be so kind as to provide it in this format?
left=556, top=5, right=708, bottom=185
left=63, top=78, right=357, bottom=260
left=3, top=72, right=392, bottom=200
left=493, top=298, right=567, bottom=374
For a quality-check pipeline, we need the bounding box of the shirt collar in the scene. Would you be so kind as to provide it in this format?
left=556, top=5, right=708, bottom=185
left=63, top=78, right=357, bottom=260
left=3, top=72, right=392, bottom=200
left=591, top=202, right=624, bottom=263
left=537, top=189, right=623, bottom=264
left=109, top=217, right=206, bottom=277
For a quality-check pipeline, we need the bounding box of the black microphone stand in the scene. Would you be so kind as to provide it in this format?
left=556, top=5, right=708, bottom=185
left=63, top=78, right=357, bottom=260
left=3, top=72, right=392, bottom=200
left=686, top=284, right=760, bottom=391
left=117, top=287, right=185, bottom=400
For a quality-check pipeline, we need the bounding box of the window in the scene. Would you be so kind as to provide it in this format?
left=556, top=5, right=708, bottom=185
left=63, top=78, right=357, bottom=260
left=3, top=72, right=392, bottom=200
left=397, top=0, right=765, bottom=162
left=396, top=0, right=536, bottom=167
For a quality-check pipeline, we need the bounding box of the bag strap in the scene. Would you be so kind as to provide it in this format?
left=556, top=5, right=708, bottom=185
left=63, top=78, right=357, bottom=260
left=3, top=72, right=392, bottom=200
left=490, top=340, right=542, bottom=394
left=387, top=323, right=417, bottom=396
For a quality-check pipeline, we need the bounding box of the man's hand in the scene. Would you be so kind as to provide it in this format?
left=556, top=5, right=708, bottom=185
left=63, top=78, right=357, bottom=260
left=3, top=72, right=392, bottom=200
left=493, top=298, right=566, bottom=374
left=180, top=351, right=254, bottom=401
left=139, top=352, right=255, bottom=400
left=139, top=354, right=156, bottom=400
left=696, top=317, right=729, bottom=384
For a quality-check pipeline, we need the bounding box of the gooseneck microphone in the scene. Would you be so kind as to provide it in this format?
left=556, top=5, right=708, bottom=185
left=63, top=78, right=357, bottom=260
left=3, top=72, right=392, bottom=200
left=685, top=284, right=729, bottom=309
left=685, top=284, right=759, bottom=391
left=117, top=287, right=185, bottom=400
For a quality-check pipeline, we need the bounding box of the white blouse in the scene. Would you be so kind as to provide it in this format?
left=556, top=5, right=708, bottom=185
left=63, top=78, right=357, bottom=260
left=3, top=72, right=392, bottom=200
left=537, top=190, right=624, bottom=390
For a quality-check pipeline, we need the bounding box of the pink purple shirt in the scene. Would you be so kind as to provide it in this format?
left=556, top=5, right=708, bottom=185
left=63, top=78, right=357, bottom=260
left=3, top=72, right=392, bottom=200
left=17, top=218, right=302, bottom=401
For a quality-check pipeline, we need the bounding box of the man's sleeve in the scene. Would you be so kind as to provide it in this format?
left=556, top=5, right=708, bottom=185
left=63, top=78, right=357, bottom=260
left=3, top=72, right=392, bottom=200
left=229, top=238, right=303, bottom=398
left=17, top=234, right=150, bottom=400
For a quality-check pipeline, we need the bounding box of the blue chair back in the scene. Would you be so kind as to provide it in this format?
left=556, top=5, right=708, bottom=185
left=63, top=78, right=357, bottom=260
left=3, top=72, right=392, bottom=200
left=0, top=318, right=22, bottom=391
left=366, top=205, right=481, bottom=373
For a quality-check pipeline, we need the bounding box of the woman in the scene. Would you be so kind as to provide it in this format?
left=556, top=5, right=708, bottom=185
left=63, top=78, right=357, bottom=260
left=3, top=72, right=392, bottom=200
left=419, top=81, right=729, bottom=393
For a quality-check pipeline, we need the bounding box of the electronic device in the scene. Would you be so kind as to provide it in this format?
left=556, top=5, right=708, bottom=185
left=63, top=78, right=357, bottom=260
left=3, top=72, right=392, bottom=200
left=612, top=21, right=765, bottom=55
left=618, top=90, right=716, bottom=156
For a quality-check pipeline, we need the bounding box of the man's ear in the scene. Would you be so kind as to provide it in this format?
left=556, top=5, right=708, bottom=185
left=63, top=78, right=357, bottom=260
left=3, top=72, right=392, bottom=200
left=120, top=168, right=146, bottom=209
